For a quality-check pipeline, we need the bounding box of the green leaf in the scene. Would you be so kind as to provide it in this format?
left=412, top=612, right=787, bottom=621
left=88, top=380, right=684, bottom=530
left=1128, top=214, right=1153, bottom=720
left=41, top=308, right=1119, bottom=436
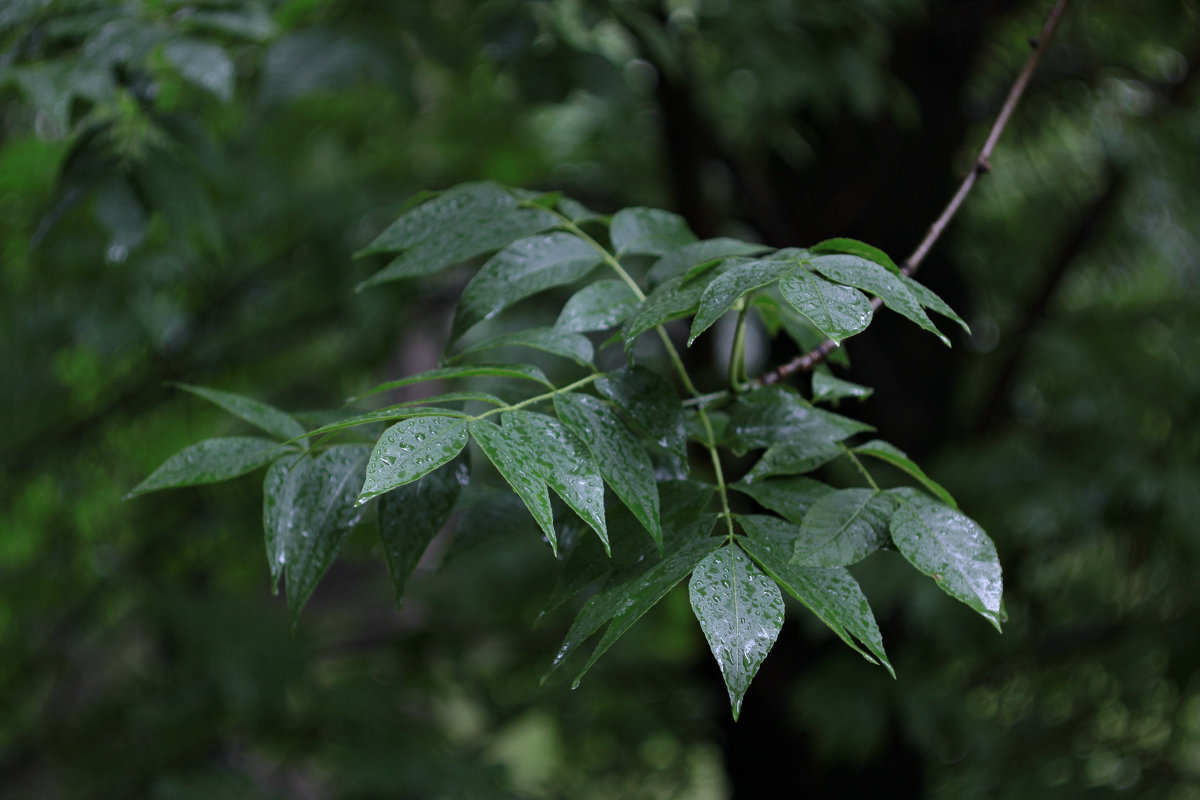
left=742, top=440, right=844, bottom=483
left=808, top=254, right=949, bottom=345
left=898, top=274, right=971, bottom=334
left=299, top=402, right=481, bottom=443
left=127, top=437, right=281, bottom=497
left=378, top=462, right=467, bottom=606
left=452, top=327, right=594, bottom=366
left=854, top=440, right=958, bottom=509
left=555, top=279, right=640, bottom=333
left=595, top=365, right=687, bottom=464
left=554, top=392, right=662, bottom=549
left=349, top=363, right=553, bottom=402
left=547, top=514, right=720, bottom=686
left=793, top=488, right=895, bottom=566
left=726, top=386, right=872, bottom=455
left=811, top=370, right=874, bottom=404
left=163, top=38, right=234, bottom=101
left=356, top=182, right=559, bottom=289
left=469, top=419, right=558, bottom=552
left=778, top=268, right=874, bottom=343
left=810, top=237, right=900, bottom=274
left=610, top=207, right=697, bottom=256
left=689, top=543, right=784, bottom=720
left=622, top=263, right=737, bottom=343
left=888, top=488, right=1003, bottom=630
left=647, top=238, right=772, bottom=285
left=731, top=476, right=834, bottom=524
left=689, top=256, right=801, bottom=345
left=357, top=417, right=470, bottom=503
left=172, top=382, right=307, bottom=442
left=451, top=232, right=604, bottom=339
left=262, top=446, right=371, bottom=622
left=503, top=411, right=608, bottom=551
left=739, top=523, right=891, bottom=675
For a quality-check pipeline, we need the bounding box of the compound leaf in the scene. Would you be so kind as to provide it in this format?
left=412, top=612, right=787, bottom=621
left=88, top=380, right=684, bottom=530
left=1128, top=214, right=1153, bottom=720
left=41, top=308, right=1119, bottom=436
left=689, top=256, right=801, bottom=345
left=689, top=543, right=784, bottom=720
left=726, top=385, right=871, bottom=455
left=357, top=416, right=470, bottom=503
left=808, top=254, right=949, bottom=345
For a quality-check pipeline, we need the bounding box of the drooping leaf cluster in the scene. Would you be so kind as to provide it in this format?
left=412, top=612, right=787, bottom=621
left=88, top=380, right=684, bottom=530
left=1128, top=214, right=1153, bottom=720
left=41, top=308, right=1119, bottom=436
left=131, top=181, right=1003, bottom=717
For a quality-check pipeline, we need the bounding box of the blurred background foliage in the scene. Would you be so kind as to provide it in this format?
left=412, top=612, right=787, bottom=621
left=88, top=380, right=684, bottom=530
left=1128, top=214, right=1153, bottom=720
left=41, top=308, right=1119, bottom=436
left=1, top=0, right=1198, bottom=797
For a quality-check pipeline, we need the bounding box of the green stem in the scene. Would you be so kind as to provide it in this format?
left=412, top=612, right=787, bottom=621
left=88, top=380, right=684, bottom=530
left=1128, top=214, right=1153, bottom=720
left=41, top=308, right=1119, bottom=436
left=842, top=446, right=881, bottom=491
left=473, top=373, right=600, bottom=421
left=729, top=302, right=749, bottom=391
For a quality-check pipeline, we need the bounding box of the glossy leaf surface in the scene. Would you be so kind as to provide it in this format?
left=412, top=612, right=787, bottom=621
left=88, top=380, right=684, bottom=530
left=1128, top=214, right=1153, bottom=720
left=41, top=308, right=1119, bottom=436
left=726, top=386, right=871, bottom=455
left=595, top=365, right=687, bottom=463
left=778, top=268, right=874, bottom=343
left=468, top=419, right=557, bottom=552
left=811, top=371, right=874, bottom=404
left=647, top=238, right=771, bottom=285
left=555, top=279, right=639, bottom=332
left=731, top=476, right=834, bottom=523
left=127, top=437, right=281, bottom=497
left=739, top=522, right=891, bottom=673
left=358, top=417, right=470, bottom=503
left=610, top=207, right=697, bottom=256
left=172, top=382, right=307, bottom=442
left=350, top=363, right=552, bottom=401
left=689, top=543, right=784, bottom=719
left=898, top=274, right=971, bottom=333
left=742, top=440, right=844, bottom=483
left=622, top=263, right=735, bottom=342
left=854, top=439, right=958, bottom=508
left=452, top=327, right=594, bottom=366
left=889, top=488, right=1003, bottom=630
left=554, top=392, right=662, bottom=548
left=808, top=254, right=949, bottom=345
left=689, top=256, right=800, bottom=345
left=792, top=488, right=894, bottom=566
left=451, top=232, right=603, bottom=338
left=378, top=462, right=467, bottom=605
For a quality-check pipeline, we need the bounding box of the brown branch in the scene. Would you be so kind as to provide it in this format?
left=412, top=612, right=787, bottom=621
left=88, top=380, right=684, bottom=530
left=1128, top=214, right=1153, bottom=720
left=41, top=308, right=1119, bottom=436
left=756, top=0, right=1072, bottom=387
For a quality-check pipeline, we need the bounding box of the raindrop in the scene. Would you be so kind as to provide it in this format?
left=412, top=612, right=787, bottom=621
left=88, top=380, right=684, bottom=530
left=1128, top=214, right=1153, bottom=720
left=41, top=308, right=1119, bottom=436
left=106, top=244, right=128, bottom=264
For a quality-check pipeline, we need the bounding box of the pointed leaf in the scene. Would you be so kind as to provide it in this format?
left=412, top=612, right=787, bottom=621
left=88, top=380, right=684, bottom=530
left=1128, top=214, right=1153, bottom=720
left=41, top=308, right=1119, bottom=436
left=808, top=254, right=948, bottom=345
left=811, top=370, right=874, bottom=404
left=469, top=419, right=557, bottom=552
left=793, top=489, right=894, bottom=566
left=854, top=440, right=957, bottom=508
left=262, top=445, right=371, bottom=621
left=731, top=476, right=834, bottom=523
left=127, top=437, right=281, bottom=497
left=810, top=237, right=900, bottom=274
left=555, top=393, right=662, bottom=548
left=647, top=238, right=772, bottom=285
left=172, top=382, right=306, bottom=442
left=689, top=543, right=784, bottom=719
left=452, top=327, right=594, bottom=366
left=358, top=417, right=470, bottom=503
left=727, top=385, right=872, bottom=455
left=622, top=260, right=742, bottom=343
left=378, top=462, right=468, bottom=605
left=778, top=268, right=874, bottom=343
left=739, top=523, right=891, bottom=674
left=595, top=365, right=687, bottom=463
left=742, top=440, right=844, bottom=483
left=689, top=256, right=801, bottom=345
left=356, top=182, right=558, bottom=288
left=451, top=232, right=604, bottom=339
left=888, top=488, right=1003, bottom=629
left=899, top=274, right=970, bottom=333
left=610, top=207, right=696, bottom=256
left=300, top=404, right=477, bottom=442
left=555, top=279, right=640, bottom=333
left=503, top=411, right=608, bottom=550
left=349, top=363, right=552, bottom=402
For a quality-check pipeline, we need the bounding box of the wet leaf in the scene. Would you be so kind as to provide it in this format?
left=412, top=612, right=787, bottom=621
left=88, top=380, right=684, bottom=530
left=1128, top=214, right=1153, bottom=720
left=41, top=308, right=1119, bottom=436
left=452, top=327, right=594, bottom=366
left=854, top=439, right=958, bottom=508
left=127, top=437, right=281, bottom=497
left=595, top=365, right=687, bottom=463
left=349, top=363, right=552, bottom=402
left=778, top=268, right=874, bottom=343
left=451, top=232, right=603, bottom=339
left=469, top=419, right=558, bottom=552
left=647, top=238, right=772, bottom=285
left=689, top=256, right=801, bottom=345
left=262, top=445, right=371, bottom=622
left=889, top=488, right=1003, bottom=630
left=172, top=382, right=306, bottom=442
left=899, top=274, right=971, bottom=334
left=555, top=279, right=640, bottom=333
left=689, top=543, right=784, bottom=720
left=811, top=370, right=874, bottom=404
left=726, top=385, right=872, bottom=455
left=742, top=440, right=844, bottom=483
left=555, top=392, right=662, bottom=548
left=731, top=476, right=834, bottom=523
left=808, top=254, right=949, bottom=345
left=810, top=237, right=900, bottom=274
left=503, top=410, right=608, bottom=551
left=358, top=417, right=470, bottom=503
left=793, top=489, right=895, bottom=566
left=739, top=523, right=891, bottom=674
left=610, top=207, right=696, bottom=256
left=378, top=462, right=468, bottom=606
left=356, top=182, right=559, bottom=288
left=622, top=260, right=740, bottom=343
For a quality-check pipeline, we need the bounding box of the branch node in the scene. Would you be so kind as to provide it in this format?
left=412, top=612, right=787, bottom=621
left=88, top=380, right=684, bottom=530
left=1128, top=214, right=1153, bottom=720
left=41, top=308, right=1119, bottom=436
left=976, top=156, right=993, bottom=174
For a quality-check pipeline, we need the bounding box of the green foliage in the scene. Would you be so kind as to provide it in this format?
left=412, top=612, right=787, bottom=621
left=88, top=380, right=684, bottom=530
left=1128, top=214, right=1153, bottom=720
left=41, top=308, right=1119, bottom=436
left=131, top=182, right=1002, bottom=716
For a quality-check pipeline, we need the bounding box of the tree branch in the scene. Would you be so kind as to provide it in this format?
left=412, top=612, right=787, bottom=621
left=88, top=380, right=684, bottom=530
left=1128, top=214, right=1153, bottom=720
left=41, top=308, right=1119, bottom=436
left=756, top=0, right=1072, bottom=387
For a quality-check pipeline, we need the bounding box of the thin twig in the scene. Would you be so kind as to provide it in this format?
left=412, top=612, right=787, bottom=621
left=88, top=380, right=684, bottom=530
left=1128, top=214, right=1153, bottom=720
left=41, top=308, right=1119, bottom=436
left=756, top=0, right=1072, bottom=386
